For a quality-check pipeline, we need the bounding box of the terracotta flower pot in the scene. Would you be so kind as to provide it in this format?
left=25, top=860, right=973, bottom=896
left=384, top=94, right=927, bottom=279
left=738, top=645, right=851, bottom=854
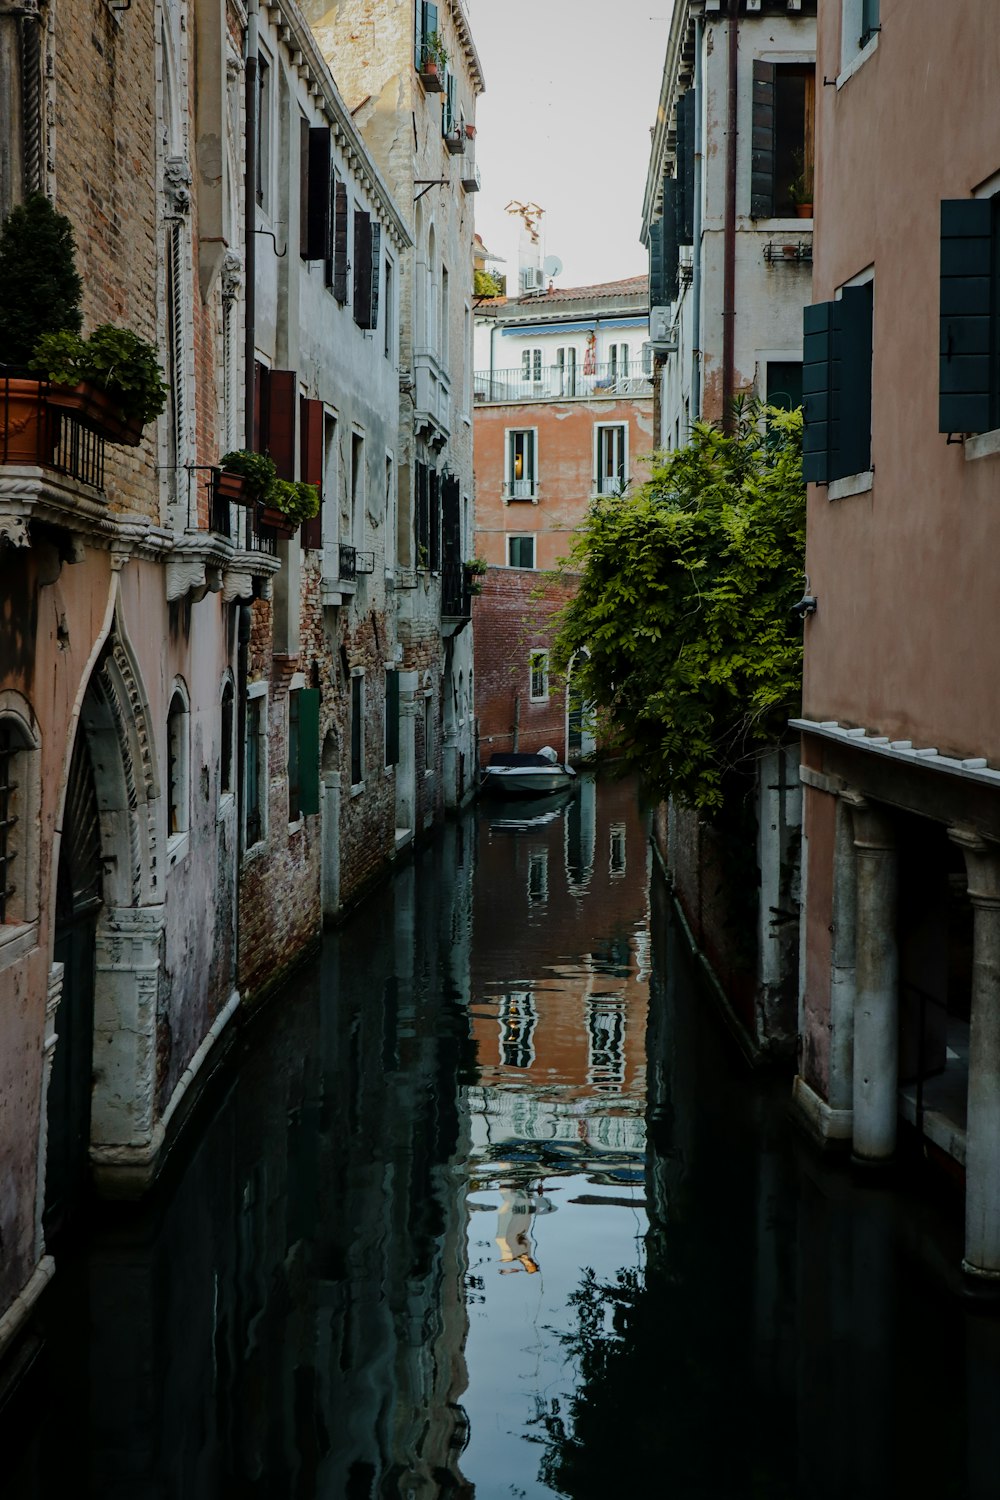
left=420, top=58, right=444, bottom=91
left=794, top=203, right=813, bottom=219
left=259, top=503, right=296, bottom=538
left=0, top=378, right=53, bottom=464
left=46, top=381, right=145, bottom=446
left=215, top=468, right=253, bottom=505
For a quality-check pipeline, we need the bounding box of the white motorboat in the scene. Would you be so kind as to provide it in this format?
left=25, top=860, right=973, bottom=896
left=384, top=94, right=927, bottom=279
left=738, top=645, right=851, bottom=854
left=481, top=746, right=577, bottom=798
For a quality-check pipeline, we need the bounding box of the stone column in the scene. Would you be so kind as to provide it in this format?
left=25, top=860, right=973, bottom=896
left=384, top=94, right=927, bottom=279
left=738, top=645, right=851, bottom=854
left=829, top=794, right=860, bottom=1115
left=950, top=829, right=1000, bottom=1283
left=850, top=799, right=899, bottom=1164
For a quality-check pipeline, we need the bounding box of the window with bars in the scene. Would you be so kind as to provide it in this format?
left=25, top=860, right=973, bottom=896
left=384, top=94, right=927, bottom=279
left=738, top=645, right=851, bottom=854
left=529, top=649, right=549, bottom=702
left=0, top=724, right=18, bottom=924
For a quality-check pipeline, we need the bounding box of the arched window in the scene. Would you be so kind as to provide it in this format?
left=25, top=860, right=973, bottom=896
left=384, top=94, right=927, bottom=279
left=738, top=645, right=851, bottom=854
left=167, top=686, right=190, bottom=837
left=0, top=699, right=41, bottom=938
left=220, top=677, right=235, bottom=798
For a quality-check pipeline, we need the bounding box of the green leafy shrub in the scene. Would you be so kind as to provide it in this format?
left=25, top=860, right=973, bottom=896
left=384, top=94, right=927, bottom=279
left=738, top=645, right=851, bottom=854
left=552, top=401, right=806, bottom=809
left=32, top=324, right=168, bottom=425
left=0, top=194, right=83, bottom=366
left=269, top=478, right=319, bottom=524
left=220, top=449, right=277, bottom=501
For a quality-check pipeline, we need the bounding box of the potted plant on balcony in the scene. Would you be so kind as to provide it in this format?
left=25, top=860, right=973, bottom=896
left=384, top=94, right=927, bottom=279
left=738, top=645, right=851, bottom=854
left=0, top=193, right=83, bottom=463
left=419, top=29, right=447, bottom=90
left=217, top=448, right=275, bottom=506
left=466, top=555, right=488, bottom=595
left=32, top=325, right=168, bottom=444
left=260, top=478, right=319, bottom=538
left=788, top=150, right=813, bottom=219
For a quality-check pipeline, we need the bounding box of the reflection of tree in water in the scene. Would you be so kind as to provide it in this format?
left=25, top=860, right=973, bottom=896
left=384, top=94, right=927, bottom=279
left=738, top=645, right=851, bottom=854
left=526, top=1251, right=797, bottom=1500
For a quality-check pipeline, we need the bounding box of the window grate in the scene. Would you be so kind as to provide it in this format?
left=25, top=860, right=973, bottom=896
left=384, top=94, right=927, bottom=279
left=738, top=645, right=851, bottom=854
left=0, top=724, right=18, bottom=922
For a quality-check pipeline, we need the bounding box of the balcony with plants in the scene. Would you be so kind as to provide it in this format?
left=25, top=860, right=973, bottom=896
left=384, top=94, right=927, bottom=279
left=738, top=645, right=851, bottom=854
left=0, top=194, right=167, bottom=552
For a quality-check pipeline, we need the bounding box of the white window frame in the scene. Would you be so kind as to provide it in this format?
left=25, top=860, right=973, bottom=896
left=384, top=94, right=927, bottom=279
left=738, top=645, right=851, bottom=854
left=507, top=534, right=536, bottom=570
left=529, top=649, right=549, bottom=702
left=594, top=421, right=628, bottom=496
left=838, top=0, right=879, bottom=84
left=350, top=427, right=365, bottom=547
left=504, top=426, right=538, bottom=502
left=219, top=672, right=236, bottom=807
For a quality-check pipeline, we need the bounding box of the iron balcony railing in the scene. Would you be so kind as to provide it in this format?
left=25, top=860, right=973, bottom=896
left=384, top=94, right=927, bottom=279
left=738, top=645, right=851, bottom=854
left=1, top=375, right=106, bottom=490
left=339, top=543, right=357, bottom=580
left=474, top=361, right=652, bottom=405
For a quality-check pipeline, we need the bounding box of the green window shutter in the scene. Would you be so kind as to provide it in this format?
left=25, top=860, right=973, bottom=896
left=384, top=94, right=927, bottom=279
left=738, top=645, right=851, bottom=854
left=661, top=176, right=679, bottom=303
left=369, top=223, right=381, bottom=330
left=836, top=283, right=873, bottom=478
left=750, top=59, right=776, bottom=220
left=802, top=300, right=836, bottom=484
left=298, top=688, right=320, bottom=815
left=649, top=219, right=665, bottom=307
left=385, top=671, right=400, bottom=767
left=940, top=197, right=994, bottom=434
left=676, top=91, right=695, bottom=246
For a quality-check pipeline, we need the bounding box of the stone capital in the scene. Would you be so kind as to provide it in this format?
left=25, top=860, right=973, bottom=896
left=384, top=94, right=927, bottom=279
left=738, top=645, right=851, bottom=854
left=848, top=797, right=895, bottom=854
left=949, top=827, right=1000, bottom=908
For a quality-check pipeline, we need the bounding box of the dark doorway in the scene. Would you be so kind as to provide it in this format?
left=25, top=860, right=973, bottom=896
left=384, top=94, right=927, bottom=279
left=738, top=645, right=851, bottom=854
left=45, top=729, right=103, bottom=1240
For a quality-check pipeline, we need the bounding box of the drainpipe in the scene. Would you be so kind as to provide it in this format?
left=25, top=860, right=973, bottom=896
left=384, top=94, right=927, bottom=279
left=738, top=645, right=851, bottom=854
left=244, top=0, right=258, bottom=448
left=722, top=0, right=739, bottom=431
left=691, top=13, right=704, bottom=421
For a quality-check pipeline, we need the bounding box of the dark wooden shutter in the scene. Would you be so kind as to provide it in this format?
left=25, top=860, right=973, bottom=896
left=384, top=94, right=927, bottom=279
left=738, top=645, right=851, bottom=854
left=802, top=300, right=836, bottom=484
left=429, top=468, right=441, bottom=570
left=441, top=473, right=460, bottom=565
left=324, top=163, right=336, bottom=287
left=369, top=223, right=381, bottom=330
left=661, top=176, right=679, bottom=303
left=299, top=116, right=310, bottom=259
left=268, top=370, right=297, bottom=479
left=940, top=198, right=995, bottom=433
left=333, top=180, right=349, bottom=303
left=385, top=671, right=400, bottom=767
left=304, top=127, right=332, bottom=261
left=750, top=60, right=776, bottom=220
left=649, top=219, right=665, bottom=307
left=298, top=688, right=320, bottom=816
left=354, top=209, right=372, bottom=326
left=416, top=461, right=429, bottom=561
left=837, top=284, right=873, bottom=477
left=300, top=395, right=324, bottom=548
left=676, top=91, right=696, bottom=246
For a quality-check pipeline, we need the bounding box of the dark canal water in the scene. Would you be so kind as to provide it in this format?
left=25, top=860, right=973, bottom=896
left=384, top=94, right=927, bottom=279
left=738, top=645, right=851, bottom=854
left=8, top=775, right=1000, bottom=1498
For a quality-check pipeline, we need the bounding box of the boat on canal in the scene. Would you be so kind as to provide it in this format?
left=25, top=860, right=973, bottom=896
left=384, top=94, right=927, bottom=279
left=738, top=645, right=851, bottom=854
left=481, top=746, right=577, bottom=798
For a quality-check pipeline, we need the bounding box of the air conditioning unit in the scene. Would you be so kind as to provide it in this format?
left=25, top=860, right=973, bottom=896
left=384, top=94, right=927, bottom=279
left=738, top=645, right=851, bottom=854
left=520, top=267, right=546, bottom=295
left=648, top=308, right=676, bottom=351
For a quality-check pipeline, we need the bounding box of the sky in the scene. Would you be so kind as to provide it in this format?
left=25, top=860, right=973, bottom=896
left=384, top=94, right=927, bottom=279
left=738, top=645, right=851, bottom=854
left=465, top=0, right=671, bottom=292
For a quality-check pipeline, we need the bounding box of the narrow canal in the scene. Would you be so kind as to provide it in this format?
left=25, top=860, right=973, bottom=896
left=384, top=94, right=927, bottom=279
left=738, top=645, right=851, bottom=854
left=8, top=775, right=1000, bottom=1498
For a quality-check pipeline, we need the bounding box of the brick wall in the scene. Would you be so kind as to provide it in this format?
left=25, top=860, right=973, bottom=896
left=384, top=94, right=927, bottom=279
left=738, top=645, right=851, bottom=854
left=473, top=567, right=576, bottom=764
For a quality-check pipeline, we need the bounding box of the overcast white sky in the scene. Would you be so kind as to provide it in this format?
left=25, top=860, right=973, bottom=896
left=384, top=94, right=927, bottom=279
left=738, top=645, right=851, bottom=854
left=465, top=0, right=671, bottom=290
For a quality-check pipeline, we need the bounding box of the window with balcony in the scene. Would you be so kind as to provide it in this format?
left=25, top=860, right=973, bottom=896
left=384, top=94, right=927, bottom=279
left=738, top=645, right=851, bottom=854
left=507, top=534, right=535, bottom=570
left=505, top=428, right=537, bottom=501
left=750, top=62, right=816, bottom=219
left=595, top=423, right=627, bottom=495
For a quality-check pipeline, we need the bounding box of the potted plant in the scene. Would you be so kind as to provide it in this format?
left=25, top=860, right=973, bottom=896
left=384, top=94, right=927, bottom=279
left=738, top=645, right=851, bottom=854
left=260, top=477, right=319, bottom=538
left=217, top=448, right=275, bottom=506
left=419, top=29, right=447, bottom=90
left=0, top=193, right=83, bottom=463
left=788, top=149, right=814, bottom=219
left=32, top=325, right=168, bottom=444
left=466, top=555, right=488, bottom=595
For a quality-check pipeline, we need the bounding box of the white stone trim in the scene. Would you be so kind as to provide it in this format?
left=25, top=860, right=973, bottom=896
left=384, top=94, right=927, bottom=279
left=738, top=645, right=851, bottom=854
left=964, top=429, right=1000, bottom=462
left=792, top=718, right=1000, bottom=789
left=827, top=469, right=873, bottom=501
left=791, top=1074, right=853, bottom=1142
left=836, top=26, right=878, bottom=89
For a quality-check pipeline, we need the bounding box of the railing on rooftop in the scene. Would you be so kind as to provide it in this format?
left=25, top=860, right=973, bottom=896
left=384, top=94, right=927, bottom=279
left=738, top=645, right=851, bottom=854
left=473, top=361, right=652, bottom=404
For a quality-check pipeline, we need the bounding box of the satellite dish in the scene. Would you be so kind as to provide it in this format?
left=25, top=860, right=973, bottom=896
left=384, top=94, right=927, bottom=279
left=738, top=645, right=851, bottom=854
left=542, top=255, right=563, bottom=279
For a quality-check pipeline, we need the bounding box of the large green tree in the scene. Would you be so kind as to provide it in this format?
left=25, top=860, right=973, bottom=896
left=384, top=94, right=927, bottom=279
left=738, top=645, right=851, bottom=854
left=553, top=403, right=806, bottom=809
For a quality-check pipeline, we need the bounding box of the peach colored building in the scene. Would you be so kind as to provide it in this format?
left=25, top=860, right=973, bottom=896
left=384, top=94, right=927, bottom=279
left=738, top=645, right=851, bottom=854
left=473, top=278, right=654, bottom=765
left=793, top=0, right=1000, bottom=1287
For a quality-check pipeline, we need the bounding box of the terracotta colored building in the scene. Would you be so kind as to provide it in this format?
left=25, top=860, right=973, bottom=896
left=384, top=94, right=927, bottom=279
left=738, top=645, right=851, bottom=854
left=793, top=0, right=1000, bottom=1287
left=473, top=278, right=653, bottom=765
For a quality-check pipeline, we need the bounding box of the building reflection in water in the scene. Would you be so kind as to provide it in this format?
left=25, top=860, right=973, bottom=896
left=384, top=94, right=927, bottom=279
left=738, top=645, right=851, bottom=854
left=9, top=773, right=1000, bottom=1498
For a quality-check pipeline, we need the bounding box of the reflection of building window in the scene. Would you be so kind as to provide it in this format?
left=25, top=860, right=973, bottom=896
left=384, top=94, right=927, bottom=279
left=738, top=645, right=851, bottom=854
left=527, top=849, right=548, bottom=903
left=586, top=996, right=626, bottom=1090
left=609, top=822, right=626, bottom=878
left=499, top=989, right=536, bottom=1069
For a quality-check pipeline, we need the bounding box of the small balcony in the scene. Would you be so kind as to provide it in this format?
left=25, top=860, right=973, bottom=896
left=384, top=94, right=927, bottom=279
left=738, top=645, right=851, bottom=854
left=414, top=349, right=451, bottom=446
left=461, top=161, right=481, bottom=194
left=502, top=478, right=538, bottom=504
left=441, top=560, right=472, bottom=634
left=0, top=376, right=110, bottom=548
left=474, top=361, right=652, bottom=405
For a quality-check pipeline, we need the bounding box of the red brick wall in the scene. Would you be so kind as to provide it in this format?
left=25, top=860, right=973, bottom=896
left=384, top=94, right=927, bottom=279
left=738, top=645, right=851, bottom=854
left=473, top=567, right=576, bottom=764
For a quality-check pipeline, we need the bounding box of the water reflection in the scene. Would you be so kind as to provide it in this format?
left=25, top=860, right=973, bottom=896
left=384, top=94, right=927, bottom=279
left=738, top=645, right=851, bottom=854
left=7, top=774, right=1000, bottom=1499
